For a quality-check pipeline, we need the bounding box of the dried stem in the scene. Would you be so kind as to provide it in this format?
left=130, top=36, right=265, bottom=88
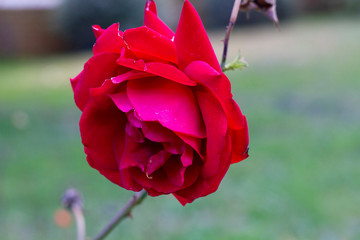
left=93, top=190, right=148, bottom=240
left=221, top=0, right=242, bottom=70
left=62, top=188, right=86, bottom=240
left=72, top=205, right=86, bottom=240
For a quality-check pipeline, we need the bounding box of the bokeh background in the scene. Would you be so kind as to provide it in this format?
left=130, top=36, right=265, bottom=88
left=1, top=0, right=360, bottom=239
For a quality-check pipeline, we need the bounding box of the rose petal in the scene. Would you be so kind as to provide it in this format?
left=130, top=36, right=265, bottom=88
left=70, top=75, right=79, bottom=94
left=80, top=101, right=123, bottom=171
left=126, top=110, right=142, bottom=128
left=173, top=133, right=232, bottom=205
left=163, top=141, right=184, bottom=155
left=119, top=135, right=162, bottom=172
left=195, top=87, right=227, bottom=178
left=181, top=145, right=193, bottom=167
left=144, top=187, right=162, bottom=197
left=163, top=156, right=186, bottom=187
left=92, top=25, right=105, bottom=39
left=145, top=0, right=157, bottom=14
left=145, top=62, right=196, bottom=86
left=230, top=116, right=249, bottom=163
left=130, top=166, right=180, bottom=194
left=146, top=150, right=171, bottom=176
left=90, top=79, right=118, bottom=99
left=175, top=132, right=204, bottom=159
left=123, top=26, right=177, bottom=63
left=185, top=61, right=245, bottom=130
left=202, top=132, right=232, bottom=196
left=91, top=70, right=152, bottom=108
left=116, top=59, right=196, bottom=86
left=173, top=173, right=207, bottom=206
left=142, top=121, right=178, bottom=142
left=112, top=126, right=143, bottom=191
left=116, top=58, right=146, bottom=71
left=144, top=168, right=179, bottom=194
left=144, top=0, right=175, bottom=39
left=129, top=168, right=153, bottom=189
left=125, top=121, right=145, bottom=143
left=72, top=52, right=124, bottom=110
left=127, top=77, right=206, bottom=138
left=80, top=100, right=141, bottom=191
left=93, top=23, right=125, bottom=55
left=173, top=193, right=189, bottom=206
left=174, top=0, right=221, bottom=71
left=109, top=90, right=133, bottom=113
left=181, top=155, right=202, bottom=188
left=111, top=70, right=153, bottom=84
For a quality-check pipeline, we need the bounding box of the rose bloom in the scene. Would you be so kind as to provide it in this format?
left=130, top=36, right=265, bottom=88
left=71, top=0, right=249, bottom=205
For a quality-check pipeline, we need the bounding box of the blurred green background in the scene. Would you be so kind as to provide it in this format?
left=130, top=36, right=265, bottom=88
left=1, top=0, right=360, bottom=239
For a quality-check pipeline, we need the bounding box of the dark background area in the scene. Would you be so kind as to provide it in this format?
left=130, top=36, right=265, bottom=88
left=1, top=0, right=360, bottom=55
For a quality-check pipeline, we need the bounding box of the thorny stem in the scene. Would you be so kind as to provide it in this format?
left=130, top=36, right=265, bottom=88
left=93, top=190, right=148, bottom=240
left=221, top=0, right=242, bottom=70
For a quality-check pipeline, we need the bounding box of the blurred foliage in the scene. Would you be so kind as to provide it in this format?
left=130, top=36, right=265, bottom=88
left=202, top=0, right=295, bottom=29
left=56, top=0, right=144, bottom=50
left=54, top=0, right=360, bottom=50
left=301, top=0, right=360, bottom=13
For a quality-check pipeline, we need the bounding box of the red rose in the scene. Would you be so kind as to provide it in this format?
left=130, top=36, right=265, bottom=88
left=71, top=0, right=249, bottom=205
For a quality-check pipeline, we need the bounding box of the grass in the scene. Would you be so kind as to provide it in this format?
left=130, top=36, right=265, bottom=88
left=1, top=17, right=360, bottom=239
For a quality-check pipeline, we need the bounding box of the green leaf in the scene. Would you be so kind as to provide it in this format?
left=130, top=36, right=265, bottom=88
left=222, top=53, right=248, bottom=72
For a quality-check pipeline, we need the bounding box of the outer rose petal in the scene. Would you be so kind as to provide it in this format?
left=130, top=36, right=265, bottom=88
left=116, top=58, right=146, bottom=71
left=123, top=26, right=177, bottom=63
left=109, top=90, right=133, bottom=113
left=116, top=58, right=196, bottom=86
left=175, top=0, right=221, bottom=71
left=145, top=62, right=196, bottom=86
left=89, top=70, right=153, bottom=107
left=199, top=132, right=232, bottom=199
left=80, top=100, right=142, bottom=191
left=195, top=87, right=227, bottom=178
left=127, top=77, right=206, bottom=138
left=145, top=0, right=157, bottom=14
left=92, top=25, right=105, bottom=39
left=93, top=23, right=125, bottom=55
left=173, top=132, right=232, bottom=205
left=185, top=61, right=245, bottom=130
left=230, top=116, right=249, bottom=163
left=144, top=0, right=175, bottom=39
left=111, top=70, right=153, bottom=84
left=72, top=52, right=125, bottom=110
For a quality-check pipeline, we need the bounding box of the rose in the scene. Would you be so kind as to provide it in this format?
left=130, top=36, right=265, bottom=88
left=71, top=0, right=249, bottom=205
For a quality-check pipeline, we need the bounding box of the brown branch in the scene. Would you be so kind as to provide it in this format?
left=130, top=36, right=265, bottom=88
left=221, top=0, right=242, bottom=70
left=93, top=189, right=148, bottom=240
left=62, top=188, right=86, bottom=240
left=72, top=205, right=86, bottom=240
